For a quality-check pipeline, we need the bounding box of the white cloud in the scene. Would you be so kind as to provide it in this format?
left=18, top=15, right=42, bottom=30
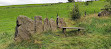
left=0, top=0, right=68, bottom=6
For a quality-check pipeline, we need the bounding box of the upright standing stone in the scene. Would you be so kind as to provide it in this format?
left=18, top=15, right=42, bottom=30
left=50, top=18, right=57, bottom=31
left=43, top=18, right=51, bottom=32
left=58, top=18, right=66, bottom=27
left=15, top=16, right=34, bottom=41
left=35, top=16, right=43, bottom=34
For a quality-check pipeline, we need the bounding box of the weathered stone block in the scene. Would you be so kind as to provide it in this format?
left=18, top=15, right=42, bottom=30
left=34, top=16, right=43, bottom=34
left=50, top=18, right=57, bottom=31
left=15, top=16, right=34, bottom=41
left=58, top=18, right=66, bottom=27
left=43, top=18, right=51, bottom=32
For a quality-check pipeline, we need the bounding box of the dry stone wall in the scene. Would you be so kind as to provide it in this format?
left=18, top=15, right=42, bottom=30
left=15, top=16, right=66, bottom=41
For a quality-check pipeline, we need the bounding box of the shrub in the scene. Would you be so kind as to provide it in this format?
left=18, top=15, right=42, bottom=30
left=71, top=5, right=81, bottom=20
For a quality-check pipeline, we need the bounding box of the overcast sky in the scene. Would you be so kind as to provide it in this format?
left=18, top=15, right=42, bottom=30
left=0, top=0, right=69, bottom=6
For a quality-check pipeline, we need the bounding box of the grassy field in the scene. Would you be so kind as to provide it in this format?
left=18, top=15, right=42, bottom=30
left=1, top=1, right=111, bottom=49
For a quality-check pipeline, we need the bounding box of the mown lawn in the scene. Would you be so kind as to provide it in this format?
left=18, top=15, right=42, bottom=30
left=1, top=1, right=111, bottom=49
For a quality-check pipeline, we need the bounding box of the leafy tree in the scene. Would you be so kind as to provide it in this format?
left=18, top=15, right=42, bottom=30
left=68, top=0, right=74, bottom=2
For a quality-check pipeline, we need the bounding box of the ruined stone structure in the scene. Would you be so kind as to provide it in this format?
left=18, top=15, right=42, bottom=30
left=15, top=16, right=66, bottom=41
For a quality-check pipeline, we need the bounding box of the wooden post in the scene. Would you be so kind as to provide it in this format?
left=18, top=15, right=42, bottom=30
left=56, top=14, right=59, bottom=28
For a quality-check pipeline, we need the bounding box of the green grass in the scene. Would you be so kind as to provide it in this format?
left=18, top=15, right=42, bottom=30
left=1, top=1, right=111, bottom=49
left=0, top=1, right=106, bottom=32
left=78, top=15, right=111, bottom=34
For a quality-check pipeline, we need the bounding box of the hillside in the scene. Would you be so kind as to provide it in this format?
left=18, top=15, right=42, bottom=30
left=1, top=1, right=111, bottom=49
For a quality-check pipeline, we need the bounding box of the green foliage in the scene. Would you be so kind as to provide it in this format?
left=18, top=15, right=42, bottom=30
left=71, top=5, right=81, bottom=20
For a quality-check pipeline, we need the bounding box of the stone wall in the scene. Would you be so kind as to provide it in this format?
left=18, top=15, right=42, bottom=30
left=15, top=16, right=66, bottom=41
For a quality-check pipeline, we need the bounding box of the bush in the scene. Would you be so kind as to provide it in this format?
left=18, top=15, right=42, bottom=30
left=71, top=5, right=81, bottom=20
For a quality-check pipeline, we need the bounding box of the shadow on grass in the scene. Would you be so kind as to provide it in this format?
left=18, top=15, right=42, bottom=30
left=55, top=29, right=86, bottom=37
left=65, top=30, right=86, bottom=37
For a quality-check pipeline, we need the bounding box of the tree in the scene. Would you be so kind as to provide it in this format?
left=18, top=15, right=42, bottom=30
left=68, top=0, right=74, bottom=2
left=71, top=5, right=81, bottom=20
